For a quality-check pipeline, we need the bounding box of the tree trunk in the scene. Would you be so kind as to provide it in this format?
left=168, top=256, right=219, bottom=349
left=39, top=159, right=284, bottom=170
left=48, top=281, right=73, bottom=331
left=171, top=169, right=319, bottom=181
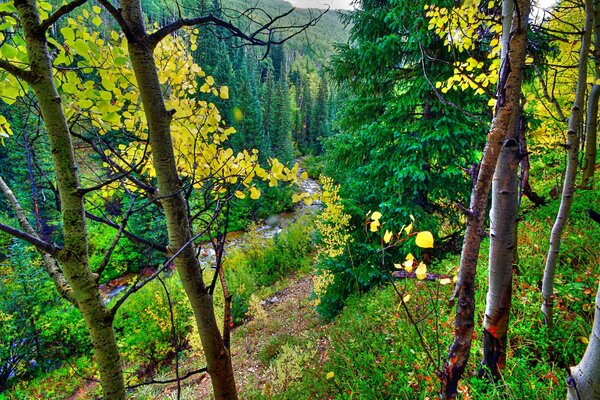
left=582, top=83, right=599, bottom=188
left=517, top=110, right=545, bottom=205
left=582, top=2, right=600, bottom=188
left=13, top=1, right=126, bottom=398
left=479, top=138, right=519, bottom=379
left=118, top=1, right=238, bottom=398
left=541, top=0, right=594, bottom=327
left=440, top=0, right=530, bottom=397
left=568, top=282, right=600, bottom=400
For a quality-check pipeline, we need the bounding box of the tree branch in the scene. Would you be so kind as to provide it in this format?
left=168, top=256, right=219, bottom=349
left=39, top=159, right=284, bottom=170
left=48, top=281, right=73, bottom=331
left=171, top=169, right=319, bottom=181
left=0, top=176, right=74, bottom=302
left=147, top=8, right=327, bottom=49
left=96, top=0, right=136, bottom=43
left=0, top=58, right=34, bottom=83
left=39, top=0, right=88, bottom=33
left=125, top=367, right=207, bottom=390
left=0, top=221, right=61, bottom=256
left=109, top=210, right=220, bottom=317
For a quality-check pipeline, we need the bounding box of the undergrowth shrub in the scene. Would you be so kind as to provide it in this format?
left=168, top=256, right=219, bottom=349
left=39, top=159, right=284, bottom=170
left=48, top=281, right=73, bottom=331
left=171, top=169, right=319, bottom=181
left=113, top=277, right=193, bottom=372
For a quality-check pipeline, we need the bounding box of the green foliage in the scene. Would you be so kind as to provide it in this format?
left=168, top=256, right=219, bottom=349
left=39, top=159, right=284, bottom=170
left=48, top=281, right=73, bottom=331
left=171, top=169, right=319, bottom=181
left=326, top=0, right=488, bottom=238
left=88, top=221, right=147, bottom=282
left=0, top=243, right=90, bottom=394
left=299, top=155, right=325, bottom=179
left=112, top=277, right=194, bottom=370
left=257, top=334, right=308, bottom=366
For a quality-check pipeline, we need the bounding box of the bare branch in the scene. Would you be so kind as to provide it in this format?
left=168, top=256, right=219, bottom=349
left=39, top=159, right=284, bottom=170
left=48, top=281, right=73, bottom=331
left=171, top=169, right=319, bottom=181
left=0, top=176, right=74, bottom=301
left=534, top=64, right=567, bottom=121
left=0, top=58, right=34, bottom=83
left=0, top=221, right=61, bottom=256
left=96, top=0, right=136, bottom=43
left=39, top=0, right=88, bottom=33
left=147, top=8, right=327, bottom=49
left=125, top=367, right=207, bottom=390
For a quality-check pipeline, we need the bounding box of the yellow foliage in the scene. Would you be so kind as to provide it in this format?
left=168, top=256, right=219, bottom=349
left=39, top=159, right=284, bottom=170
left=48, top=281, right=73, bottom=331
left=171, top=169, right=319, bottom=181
left=312, top=270, right=335, bottom=307
left=248, top=294, right=267, bottom=325
left=315, top=177, right=352, bottom=259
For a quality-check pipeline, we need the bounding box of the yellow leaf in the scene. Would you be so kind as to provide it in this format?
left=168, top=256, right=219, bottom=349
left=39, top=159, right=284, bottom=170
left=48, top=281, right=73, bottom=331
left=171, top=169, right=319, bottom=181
left=415, top=231, right=434, bottom=248
left=303, top=198, right=313, bottom=206
left=219, top=86, right=229, bottom=99
left=326, top=372, right=334, bottom=380
left=403, top=294, right=411, bottom=303
left=370, top=219, right=380, bottom=232
left=580, top=336, right=590, bottom=344
left=300, top=171, right=308, bottom=180
left=488, top=98, right=497, bottom=107
left=383, top=230, right=393, bottom=244
left=405, top=253, right=414, bottom=261
left=404, top=223, right=413, bottom=235
left=394, top=263, right=402, bottom=269
left=439, top=278, right=452, bottom=285
left=250, top=186, right=261, bottom=200
left=371, top=211, right=382, bottom=221
left=404, top=260, right=414, bottom=273
left=416, top=262, right=427, bottom=280
left=234, top=190, right=245, bottom=199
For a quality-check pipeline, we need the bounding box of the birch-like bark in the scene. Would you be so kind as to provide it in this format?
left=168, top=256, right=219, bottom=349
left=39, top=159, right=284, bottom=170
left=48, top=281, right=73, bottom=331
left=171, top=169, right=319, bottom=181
left=440, top=0, right=530, bottom=397
left=541, top=0, right=594, bottom=327
left=582, top=1, right=600, bottom=188
left=568, top=281, right=600, bottom=399
left=479, top=138, right=519, bottom=379
left=9, top=0, right=126, bottom=397
left=117, top=0, right=238, bottom=397
left=582, top=83, right=599, bottom=188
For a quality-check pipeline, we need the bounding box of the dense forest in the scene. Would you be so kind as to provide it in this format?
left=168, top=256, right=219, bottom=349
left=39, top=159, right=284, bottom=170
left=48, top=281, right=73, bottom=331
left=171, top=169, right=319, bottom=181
left=0, top=0, right=598, bottom=398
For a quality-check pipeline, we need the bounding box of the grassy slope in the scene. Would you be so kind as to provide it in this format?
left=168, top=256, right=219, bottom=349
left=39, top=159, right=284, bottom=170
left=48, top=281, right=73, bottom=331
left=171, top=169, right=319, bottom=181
left=255, top=184, right=600, bottom=398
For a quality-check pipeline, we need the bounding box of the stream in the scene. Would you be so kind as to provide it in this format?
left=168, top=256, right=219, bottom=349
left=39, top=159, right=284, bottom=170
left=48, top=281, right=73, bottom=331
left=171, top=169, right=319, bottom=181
left=101, top=172, right=320, bottom=302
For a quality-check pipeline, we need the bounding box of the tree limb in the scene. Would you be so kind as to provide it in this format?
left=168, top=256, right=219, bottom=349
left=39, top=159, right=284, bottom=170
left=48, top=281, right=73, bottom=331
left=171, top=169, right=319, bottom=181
left=96, top=0, right=136, bottom=43
left=0, top=176, right=74, bottom=302
left=125, top=367, right=207, bottom=390
left=0, top=58, right=34, bottom=83
left=0, top=221, right=61, bottom=257
left=39, top=0, right=88, bottom=33
left=147, top=8, right=327, bottom=49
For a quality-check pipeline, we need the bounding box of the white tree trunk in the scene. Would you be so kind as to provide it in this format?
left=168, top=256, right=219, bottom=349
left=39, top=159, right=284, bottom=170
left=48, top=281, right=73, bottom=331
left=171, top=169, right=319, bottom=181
left=568, top=282, right=600, bottom=400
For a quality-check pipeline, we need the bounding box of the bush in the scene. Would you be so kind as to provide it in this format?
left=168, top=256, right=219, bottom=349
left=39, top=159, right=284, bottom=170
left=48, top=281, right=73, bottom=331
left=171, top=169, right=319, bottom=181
left=112, top=277, right=194, bottom=372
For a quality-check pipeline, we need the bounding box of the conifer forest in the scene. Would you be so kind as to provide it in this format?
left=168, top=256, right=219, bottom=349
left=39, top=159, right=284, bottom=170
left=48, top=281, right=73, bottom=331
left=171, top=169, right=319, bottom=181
left=0, top=0, right=599, bottom=398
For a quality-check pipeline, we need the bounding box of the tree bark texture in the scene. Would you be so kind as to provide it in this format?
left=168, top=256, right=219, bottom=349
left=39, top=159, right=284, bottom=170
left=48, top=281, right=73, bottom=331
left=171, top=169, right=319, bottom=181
left=479, top=138, right=519, bottom=379
left=440, top=0, right=530, bottom=397
left=568, top=282, right=600, bottom=400
left=517, top=110, right=545, bottom=205
left=582, top=2, right=600, bottom=188
left=118, top=0, right=238, bottom=398
left=12, top=0, right=126, bottom=397
left=541, top=0, right=594, bottom=327
left=582, top=83, right=599, bottom=188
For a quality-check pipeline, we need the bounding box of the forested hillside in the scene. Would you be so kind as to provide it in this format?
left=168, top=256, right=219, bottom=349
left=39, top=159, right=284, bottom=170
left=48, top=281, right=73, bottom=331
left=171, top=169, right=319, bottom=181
left=0, top=0, right=599, bottom=398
